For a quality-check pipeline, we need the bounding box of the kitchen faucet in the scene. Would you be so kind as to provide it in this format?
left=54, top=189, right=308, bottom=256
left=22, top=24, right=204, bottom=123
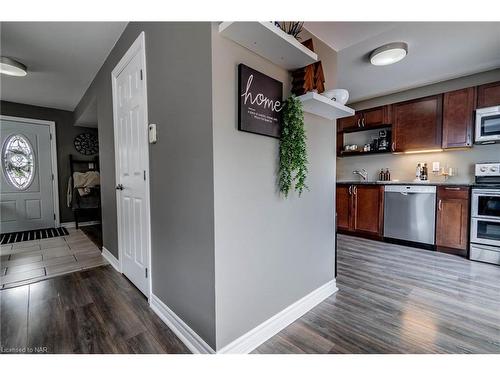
left=353, top=168, right=368, bottom=181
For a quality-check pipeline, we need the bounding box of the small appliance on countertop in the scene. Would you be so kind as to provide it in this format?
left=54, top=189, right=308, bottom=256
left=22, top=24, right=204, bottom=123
left=415, top=162, right=428, bottom=182
left=470, top=162, right=500, bottom=265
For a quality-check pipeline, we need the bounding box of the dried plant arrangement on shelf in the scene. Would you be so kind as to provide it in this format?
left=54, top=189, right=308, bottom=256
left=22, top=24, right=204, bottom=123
left=274, top=22, right=305, bottom=40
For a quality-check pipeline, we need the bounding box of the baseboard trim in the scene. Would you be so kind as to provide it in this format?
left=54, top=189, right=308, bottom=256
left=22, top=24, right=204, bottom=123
left=150, top=294, right=215, bottom=354
left=61, top=220, right=101, bottom=228
left=217, top=279, right=338, bottom=354
left=101, top=246, right=120, bottom=272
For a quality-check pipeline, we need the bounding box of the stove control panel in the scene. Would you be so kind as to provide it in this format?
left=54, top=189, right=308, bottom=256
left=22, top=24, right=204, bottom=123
left=475, top=163, right=500, bottom=177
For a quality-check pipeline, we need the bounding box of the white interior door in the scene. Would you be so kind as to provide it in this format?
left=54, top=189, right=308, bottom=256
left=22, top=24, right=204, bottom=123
left=112, top=33, right=150, bottom=296
left=1, top=118, right=56, bottom=233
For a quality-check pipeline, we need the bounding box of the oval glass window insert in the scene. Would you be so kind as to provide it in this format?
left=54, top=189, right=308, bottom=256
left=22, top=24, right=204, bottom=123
left=2, top=134, right=35, bottom=190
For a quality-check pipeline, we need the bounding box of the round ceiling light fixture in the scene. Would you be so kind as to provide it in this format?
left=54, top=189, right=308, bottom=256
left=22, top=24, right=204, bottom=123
left=370, top=42, right=408, bottom=66
left=0, top=56, right=28, bottom=76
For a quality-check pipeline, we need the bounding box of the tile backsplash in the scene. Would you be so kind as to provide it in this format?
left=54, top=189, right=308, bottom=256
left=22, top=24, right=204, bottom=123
left=336, top=143, right=500, bottom=183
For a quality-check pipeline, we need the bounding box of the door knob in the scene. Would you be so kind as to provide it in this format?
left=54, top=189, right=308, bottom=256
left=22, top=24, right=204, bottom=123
left=116, top=184, right=124, bottom=190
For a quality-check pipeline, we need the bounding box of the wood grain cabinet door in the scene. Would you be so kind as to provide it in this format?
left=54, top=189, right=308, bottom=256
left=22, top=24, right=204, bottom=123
left=393, top=95, right=443, bottom=152
left=436, top=187, right=470, bottom=256
left=477, top=81, right=500, bottom=108
left=337, top=114, right=362, bottom=132
left=352, top=185, right=383, bottom=237
left=336, top=185, right=352, bottom=231
left=442, top=88, right=474, bottom=148
left=362, top=105, right=392, bottom=128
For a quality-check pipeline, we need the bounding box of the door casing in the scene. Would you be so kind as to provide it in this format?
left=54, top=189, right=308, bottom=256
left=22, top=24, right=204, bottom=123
left=111, top=31, right=152, bottom=300
left=0, top=115, right=60, bottom=229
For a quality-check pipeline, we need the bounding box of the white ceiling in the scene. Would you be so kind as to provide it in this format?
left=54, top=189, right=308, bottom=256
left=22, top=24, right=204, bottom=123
left=305, top=22, right=500, bottom=103
left=0, top=22, right=127, bottom=110
left=305, top=22, right=399, bottom=51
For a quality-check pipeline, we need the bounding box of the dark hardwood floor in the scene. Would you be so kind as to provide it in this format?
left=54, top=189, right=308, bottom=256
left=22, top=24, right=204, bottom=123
left=79, top=225, right=103, bottom=249
left=2, top=234, right=500, bottom=354
left=253, top=234, right=500, bottom=353
left=0, top=265, right=189, bottom=354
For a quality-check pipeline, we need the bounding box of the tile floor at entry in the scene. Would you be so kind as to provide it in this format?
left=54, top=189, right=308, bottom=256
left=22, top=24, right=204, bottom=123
left=0, top=228, right=107, bottom=289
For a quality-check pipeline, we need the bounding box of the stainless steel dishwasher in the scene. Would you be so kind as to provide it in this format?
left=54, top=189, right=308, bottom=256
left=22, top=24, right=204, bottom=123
left=384, top=185, right=437, bottom=245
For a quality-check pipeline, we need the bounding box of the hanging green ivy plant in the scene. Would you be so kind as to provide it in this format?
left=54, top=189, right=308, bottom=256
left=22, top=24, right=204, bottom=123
left=279, top=95, right=308, bottom=198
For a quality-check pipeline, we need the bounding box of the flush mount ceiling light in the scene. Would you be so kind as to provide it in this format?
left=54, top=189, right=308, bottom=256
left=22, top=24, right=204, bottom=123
left=370, top=42, right=408, bottom=66
left=0, top=56, right=28, bottom=76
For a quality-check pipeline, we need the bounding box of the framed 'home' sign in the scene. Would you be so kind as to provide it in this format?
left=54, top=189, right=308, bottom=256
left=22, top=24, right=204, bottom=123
left=238, top=64, right=283, bottom=138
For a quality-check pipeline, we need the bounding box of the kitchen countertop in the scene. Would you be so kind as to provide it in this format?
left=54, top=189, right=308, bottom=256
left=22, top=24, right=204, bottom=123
left=336, top=180, right=473, bottom=186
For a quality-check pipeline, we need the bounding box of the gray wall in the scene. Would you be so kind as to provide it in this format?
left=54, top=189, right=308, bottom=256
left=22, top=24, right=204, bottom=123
left=211, top=23, right=338, bottom=349
left=338, top=69, right=500, bottom=183
left=74, top=22, right=216, bottom=349
left=0, top=100, right=99, bottom=223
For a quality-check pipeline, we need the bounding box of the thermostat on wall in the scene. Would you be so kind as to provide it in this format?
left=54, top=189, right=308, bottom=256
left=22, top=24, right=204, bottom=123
left=149, top=124, right=157, bottom=144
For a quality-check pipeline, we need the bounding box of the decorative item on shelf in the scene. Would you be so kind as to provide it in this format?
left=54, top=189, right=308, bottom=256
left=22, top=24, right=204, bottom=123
left=279, top=95, right=308, bottom=198
left=291, top=39, right=325, bottom=96
left=73, top=133, right=99, bottom=156
left=322, top=89, right=349, bottom=105
left=273, top=22, right=304, bottom=40
left=344, top=144, right=358, bottom=152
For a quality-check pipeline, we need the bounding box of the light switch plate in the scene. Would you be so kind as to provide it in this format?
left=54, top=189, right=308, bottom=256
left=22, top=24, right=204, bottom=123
left=149, top=123, right=157, bottom=144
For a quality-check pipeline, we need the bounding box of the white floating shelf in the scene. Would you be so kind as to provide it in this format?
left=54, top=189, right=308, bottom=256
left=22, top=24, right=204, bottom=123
left=219, top=22, right=318, bottom=70
left=298, top=92, right=355, bottom=120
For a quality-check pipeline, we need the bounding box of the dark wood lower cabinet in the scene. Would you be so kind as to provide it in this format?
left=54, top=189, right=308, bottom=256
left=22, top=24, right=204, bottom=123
left=352, top=185, right=384, bottom=237
left=337, top=184, right=470, bottom=258
left=436, top=186, right=470, bottom=257
left=336, top=184, right=384, bottom=239
left=336, top=185, right=351, bottom=232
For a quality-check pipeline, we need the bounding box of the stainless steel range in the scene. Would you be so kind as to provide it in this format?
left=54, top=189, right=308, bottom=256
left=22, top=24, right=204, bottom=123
left=470, top=162, right=500, bottom=265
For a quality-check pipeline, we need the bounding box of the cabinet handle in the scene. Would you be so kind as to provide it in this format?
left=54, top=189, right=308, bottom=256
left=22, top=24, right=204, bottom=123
left=444, top=187, right=460, bottom=190
left=357, top=119, right=361, bottom=128
left=348, top=185, right=352, bottom=195
left=361, top=118, right=365, bottom=127
left=353, top=186, right=357, bottom=195
left=391, top=142, right=396, bottom=152
left=438, top=199, right=442, bottom=211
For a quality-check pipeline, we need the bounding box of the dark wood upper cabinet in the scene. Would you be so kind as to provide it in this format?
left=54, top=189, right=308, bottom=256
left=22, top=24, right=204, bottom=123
left=337, top=113, right=362, bottom=132
left=352, top=185, right=384, bottom=237
left=336, top=185, right=352, bottom=232
left=362, top=105, right=392, bottom=129
left=393, top=95, right=443, bottom=152
left=436, top=186, right=470, bottom=257
left=477, top=81, right=500, bottom=108
left=442, top=87, right=475, bottom=148
left=336, top=132, right=344, bottom=157
left=337, top=105, right=392, bottom=132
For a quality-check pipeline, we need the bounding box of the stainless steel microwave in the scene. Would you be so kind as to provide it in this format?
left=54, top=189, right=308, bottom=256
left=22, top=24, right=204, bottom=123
left=475, top=106, right=500, bottom=144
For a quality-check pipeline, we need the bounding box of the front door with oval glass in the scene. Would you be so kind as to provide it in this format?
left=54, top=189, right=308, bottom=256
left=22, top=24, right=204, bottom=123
left=0, top=117, right=55, bottom=233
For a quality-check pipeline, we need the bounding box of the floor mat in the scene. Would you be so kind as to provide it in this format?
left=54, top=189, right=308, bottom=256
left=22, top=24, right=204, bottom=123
left=0, top=227, right=69, bottom=244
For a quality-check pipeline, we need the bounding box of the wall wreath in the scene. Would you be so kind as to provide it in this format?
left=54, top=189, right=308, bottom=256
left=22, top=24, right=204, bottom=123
left=74, top=133, right=99, bottom=156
